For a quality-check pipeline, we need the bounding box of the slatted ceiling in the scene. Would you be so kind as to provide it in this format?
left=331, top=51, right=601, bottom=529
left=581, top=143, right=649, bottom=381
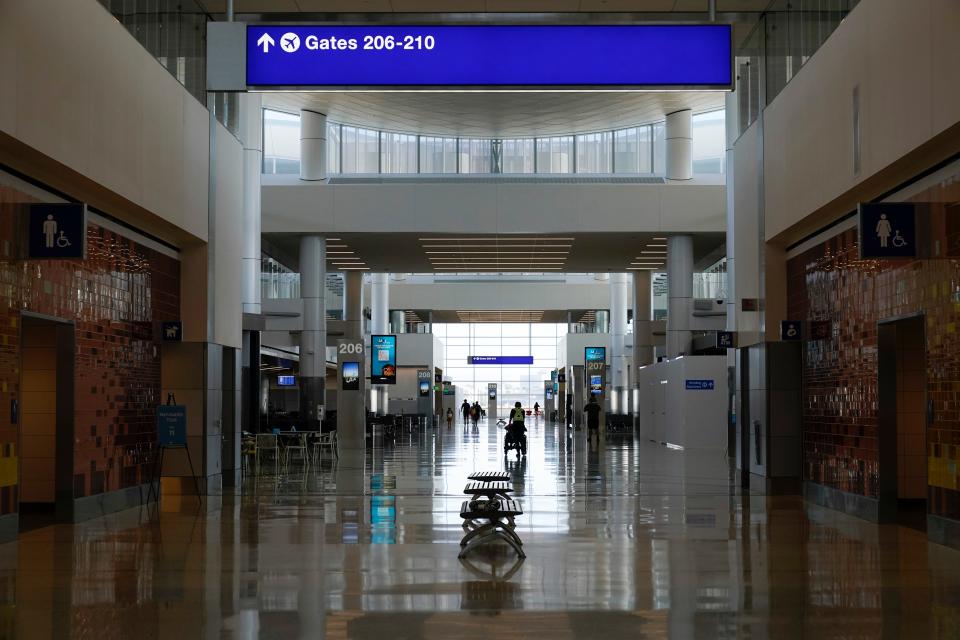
left=456, top=310, right=545, bottom=323
left=422, top=233, right=573, bottom=273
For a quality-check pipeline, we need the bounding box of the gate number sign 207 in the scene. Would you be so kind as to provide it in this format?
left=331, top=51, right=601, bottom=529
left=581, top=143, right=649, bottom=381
left=339, top=343, right=363, bottom=354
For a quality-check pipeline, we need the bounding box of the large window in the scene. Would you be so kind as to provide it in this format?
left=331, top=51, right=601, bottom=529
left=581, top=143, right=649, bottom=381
left=263, top=111, right=726, bottom=176
left=434, top=323, right=565, bottom=412
left=576, top=131, right=613, bottom=173
left=420, top=136, right=457, bottom=173
left=381, top=132, right=418, bottom=173
left=263, top=109, right=301, bottom=175
left=501, top=139, right=535, bottom=174
left=691, top=110, right=725, bottom=174
left=341, top=125, right=380, bottom=173
left=614, top=126, right=653, bottom=174
left=536, top=136, right=574, bottom=174
left=459, top=139, right=492, bottom=174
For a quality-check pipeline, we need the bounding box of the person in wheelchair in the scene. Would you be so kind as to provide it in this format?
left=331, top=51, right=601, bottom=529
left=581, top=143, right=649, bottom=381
left=504, top=402, right=528, bottom=457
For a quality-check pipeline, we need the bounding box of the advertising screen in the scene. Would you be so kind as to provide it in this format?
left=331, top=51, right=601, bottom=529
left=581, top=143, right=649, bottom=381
left=418, top=380, right=430, bottom=397
left=590, top=374, right=603, bottom=396
left=277, top=375, right=296, bottom=386
left=585, top=346, right=606, bottom=363
left=341, top=361, right=359, bottom=391
left=370, top=335, right=397, bottom=384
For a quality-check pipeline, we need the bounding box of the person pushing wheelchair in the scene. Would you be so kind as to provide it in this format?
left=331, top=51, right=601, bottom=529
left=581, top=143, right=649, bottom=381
left=504, top=401, right=528, bottom=457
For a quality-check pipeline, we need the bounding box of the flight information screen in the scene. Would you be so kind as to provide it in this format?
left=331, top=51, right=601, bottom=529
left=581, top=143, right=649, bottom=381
left=246, top=25, right=732, bottom=89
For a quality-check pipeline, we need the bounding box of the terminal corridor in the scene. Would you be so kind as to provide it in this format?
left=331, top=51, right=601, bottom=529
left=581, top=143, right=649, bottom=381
left=4, top=421, right=959, bottom=638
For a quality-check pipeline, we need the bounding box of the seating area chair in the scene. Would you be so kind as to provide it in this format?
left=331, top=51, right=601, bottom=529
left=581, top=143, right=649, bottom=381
left=254, top=434, right=279, bottom=474
left=310, top=431, right=338, bottom=462
left=281, top=432, right=309, bottom=471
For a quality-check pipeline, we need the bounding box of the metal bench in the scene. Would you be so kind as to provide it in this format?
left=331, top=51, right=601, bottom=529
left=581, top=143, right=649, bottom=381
left=463, top=481, right=513, bottom=501
left=467, top=471, right=511, bottom=482
left=459, top=499, right=525, bottom=558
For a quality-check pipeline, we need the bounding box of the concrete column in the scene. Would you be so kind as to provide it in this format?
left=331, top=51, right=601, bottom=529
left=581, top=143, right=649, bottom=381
left=299, top=236, right=326, bottom=426
left=390, top=310, right=406, bottom=334
left=632, top=270, right=654, bottom=374
left=342, top=271, right=363, bottom=339
left=594, top=310, right=610, bottom=334
left=610, top=273, right=629, bottom=413
left=665, top=109, right=693, bottom=181
left=300, top=109, right=327, bottom=181
left=666, top=235, right=694, bottom=357
left=239, top=93, right=262, bottom=315
left=370, top=273, right=389, bottom=415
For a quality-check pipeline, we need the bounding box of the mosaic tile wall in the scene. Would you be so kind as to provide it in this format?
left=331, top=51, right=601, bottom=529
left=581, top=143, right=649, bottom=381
left=787, top=171, right=960, bottom=522
left=0, top=183, right=180, bottom=515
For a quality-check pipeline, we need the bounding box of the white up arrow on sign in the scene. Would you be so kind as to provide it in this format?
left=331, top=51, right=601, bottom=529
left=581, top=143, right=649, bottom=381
left=257, top=33, right=275, bottom=53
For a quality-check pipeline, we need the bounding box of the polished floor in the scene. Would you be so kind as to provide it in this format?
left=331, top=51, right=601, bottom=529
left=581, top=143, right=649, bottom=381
left=4, top=418, right=960, bottom=639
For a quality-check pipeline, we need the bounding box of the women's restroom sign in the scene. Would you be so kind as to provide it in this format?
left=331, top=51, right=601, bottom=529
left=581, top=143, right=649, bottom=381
left=858, top=203, right=916, bottom=259
left=28, top=203, right=87, bottom=259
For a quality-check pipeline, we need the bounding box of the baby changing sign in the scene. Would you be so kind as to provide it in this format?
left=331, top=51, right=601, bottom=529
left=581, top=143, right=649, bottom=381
left=28, top=203, right=86, bottom=259
left=858, top=203, right=916, bottom=259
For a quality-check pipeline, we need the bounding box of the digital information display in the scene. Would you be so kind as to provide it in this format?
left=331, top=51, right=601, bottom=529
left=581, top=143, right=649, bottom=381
left=277, top=375, right=296, bottom=386
left=371, top=335, right=397, bottom=384
left=469, top=356, right=534, bottom=365
left=585, top=347, right=606, bottom=363
left=590, top=374, right=604, bottom=396
left=341, top=362, right=360, bottom=391
left=246, top=25, right=732, bottom=88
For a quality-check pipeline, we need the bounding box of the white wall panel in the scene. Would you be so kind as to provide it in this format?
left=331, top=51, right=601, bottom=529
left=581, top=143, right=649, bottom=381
left=213, top=123, right=244, bottom=349
left=0, top=0, right=209, bottom=242
left=262, top=177, right=725, bottom=234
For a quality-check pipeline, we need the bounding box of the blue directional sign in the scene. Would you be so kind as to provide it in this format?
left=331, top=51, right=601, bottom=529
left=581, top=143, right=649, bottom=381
left=246, top=25, right=733, bottom=88
left=28, top=203, right=86, bottom=259
left=685, top=379, right=715, bottom=390
left=469, top=356, right=534, bottom=365
left=157, top=405, right=187, bottom=446
left=858, top=203, right=917, bottom=259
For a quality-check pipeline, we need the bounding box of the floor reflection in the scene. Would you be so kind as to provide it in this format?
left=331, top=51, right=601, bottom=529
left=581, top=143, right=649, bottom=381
left=1, top=419, right=960, bottom=638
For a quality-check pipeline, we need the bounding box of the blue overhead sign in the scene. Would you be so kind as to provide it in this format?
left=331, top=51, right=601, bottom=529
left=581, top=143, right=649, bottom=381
left=585, top=347, right=606, bottom=362
left=685, top=379, right=715, bottom=391
left=246, top=25, right=733, bottom=88
left=469, top=356, right=534, bottom=365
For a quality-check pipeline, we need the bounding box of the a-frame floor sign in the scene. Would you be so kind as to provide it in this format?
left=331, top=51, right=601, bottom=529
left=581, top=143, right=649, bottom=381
left=147, top=395, right=201, bottom=505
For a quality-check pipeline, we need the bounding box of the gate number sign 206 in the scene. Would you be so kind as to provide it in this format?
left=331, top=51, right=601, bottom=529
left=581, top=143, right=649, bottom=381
left=339, top=343, right=363, bottom=354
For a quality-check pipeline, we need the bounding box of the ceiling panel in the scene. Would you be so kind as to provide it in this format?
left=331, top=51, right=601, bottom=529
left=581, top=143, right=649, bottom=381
left=262, top=90, right=724, bottom=137
left=264, top=231, right=725, bottom=273
left=199, top=0, right=769, bottom=11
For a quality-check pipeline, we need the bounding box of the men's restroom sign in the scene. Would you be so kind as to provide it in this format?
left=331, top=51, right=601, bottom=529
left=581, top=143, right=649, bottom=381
left=858, top=203, right=916, bottom=259
left=28, top=203, right=87, bottom=259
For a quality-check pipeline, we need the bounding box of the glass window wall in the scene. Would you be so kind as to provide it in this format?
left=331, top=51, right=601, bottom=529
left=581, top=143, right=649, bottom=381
left=692, top=110, right=726, bottom=174
left=420, top=136, right=457, bottom=173
left=434, top=322, right=565, bottom=412
left=576, top=131, right=613, bottom=173
left=459, top=139, right=493, bottom=174
left=263, top=109, right=301, bottom=175
left=263, top=112, right=727, bottom=176
left=536, top=136, right=574, bottom=174
left=381, top=132, right=418, bottom=173
left=341, top=125, right=380, bottom=173
left=502, top=139, right=535, bottom=174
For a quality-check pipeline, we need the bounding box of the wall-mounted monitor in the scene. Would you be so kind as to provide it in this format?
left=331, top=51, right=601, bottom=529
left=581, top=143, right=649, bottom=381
left=341, top=361, right=359, bottom=391
left=277, top=375, right=296, bottom=386
left=590, top=374, right=603, bottom=395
